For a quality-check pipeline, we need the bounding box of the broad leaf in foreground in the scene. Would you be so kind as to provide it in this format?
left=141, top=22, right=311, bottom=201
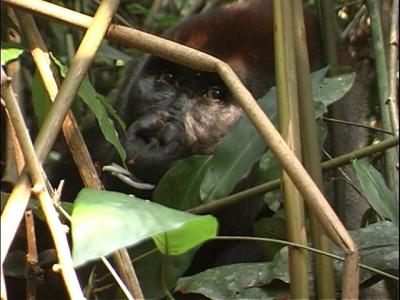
left=71, top=189, right=217, bottom=267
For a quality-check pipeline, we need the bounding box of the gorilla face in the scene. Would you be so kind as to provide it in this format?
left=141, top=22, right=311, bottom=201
left=119, top=57, right=243, bottom=184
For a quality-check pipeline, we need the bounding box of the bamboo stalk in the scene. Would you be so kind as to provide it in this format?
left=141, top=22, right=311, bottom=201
left=273, top=0, right=309, bottom=297
left=292, top=0, right=336, bottom=298
left=366, top=0, right=399, bottom=197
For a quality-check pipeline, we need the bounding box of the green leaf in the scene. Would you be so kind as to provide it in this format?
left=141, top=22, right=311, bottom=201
left=128, top=240, right=195, bottom=299
left=259, top=150, right=281, bottom=182
left=97, top=43, right=132, bottom=61
left=153, top=215, right=217, bottom=255
left=51, top=55, right=126, bottom=162
left=153, top=155, right=211, bottom=210
left=253, top=214, right=287, bottom=260
left=199, top=88, right=278, bottom=202
left=353, top=160, right=398, bottom=224
left=3, top=250, right=26, bottom=278
left=176, top=262, right=289, bottom=299
left=314, top=72, right=355, bottom=117
left=1, top=47, right=24, bottom=64
left=71, top=189, right=217, bottom=267
left=31, top=72, right=52, bottom=128
left=333, top=221, right=398, bottom=285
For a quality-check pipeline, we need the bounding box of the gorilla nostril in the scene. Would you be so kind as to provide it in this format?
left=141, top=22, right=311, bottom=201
left=133, top=114, right=167, bottom=144
left=136, top=127, right=160, bottom=144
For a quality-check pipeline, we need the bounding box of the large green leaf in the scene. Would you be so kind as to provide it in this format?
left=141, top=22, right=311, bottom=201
left=353, top=160, right=398, bottom=224
left=176, top=261, right=289, bottom=299
left=333, top=221, right=398, bottom=285
left=199, top=89, right=278, bottom=202
left=51, top=56, right=126, bottom=162
left=153, top=155, right=211, bottom=210
left=71, top=189, right=217, bottom=267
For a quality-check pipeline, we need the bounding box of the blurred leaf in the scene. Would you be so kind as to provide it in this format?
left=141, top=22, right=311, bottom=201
left=126, top=3, right=151, bottom=16
left=3, top=250, right=26, bottom=278
left=31, top=71, right=52, bottom=128
left=51, top=55, right=126, bottom=162
left=253, top=214, right=287, bottom=260
left=127, top=240, right=195, bottom=299
left=154, top=155, right=211, bottom=210
left=126, top=3, right=178, bottom=29
left=259, top=151, right=282, bottom=211
left=71, top=189, right=217, bottom=267
left=259, top=150, right=281, bottom=182
left=1, top=46, right=24, bottom=64
left=98, top=43, right=132, bottom=61
left=353, top=160, right=398, bottom=225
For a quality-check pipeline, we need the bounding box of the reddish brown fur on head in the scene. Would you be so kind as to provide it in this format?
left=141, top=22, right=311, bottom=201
left=165, top=0, right=322, bottom=98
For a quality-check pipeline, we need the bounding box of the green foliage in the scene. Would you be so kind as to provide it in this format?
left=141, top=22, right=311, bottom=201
left=126, top=3, right=179, bottom=30
left=0, top=44, right=24, bottom=64
left=31, top=72, right=52, bottom=128
left=333, top=221, right=398, bottom=285
left=51, top=55, right=127, bottom=163
left=177, top=221, right=398, bottom=299
left=154, top=155, right=211, bottom=210
left=71, top=189, right=217, bottom=267
left=199, top=89, right=278, bottom=202
left=253, top=212, right=287, bottom=260
left=353, top=160, right=399, bottom=225
left=3, top=250, right=26, bottom=278
left=177, top=262, right=288, bottom=299
left=125, top=239, right=196, bottom=299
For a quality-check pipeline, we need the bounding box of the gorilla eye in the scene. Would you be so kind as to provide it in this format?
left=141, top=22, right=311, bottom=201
left=157, top=70, right=176, bottom=85
left=205, top=86, right=225, bottom=102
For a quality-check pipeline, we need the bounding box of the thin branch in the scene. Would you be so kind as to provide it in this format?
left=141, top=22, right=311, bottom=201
left=25, top=210, right=39, bottom=300
left=322, top=116, right=394, bottom=135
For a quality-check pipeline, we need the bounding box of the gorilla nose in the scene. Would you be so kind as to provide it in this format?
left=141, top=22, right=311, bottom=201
left=123, top=111, right=187, bottom=181
left=133, top=112, right=169, bottom=145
